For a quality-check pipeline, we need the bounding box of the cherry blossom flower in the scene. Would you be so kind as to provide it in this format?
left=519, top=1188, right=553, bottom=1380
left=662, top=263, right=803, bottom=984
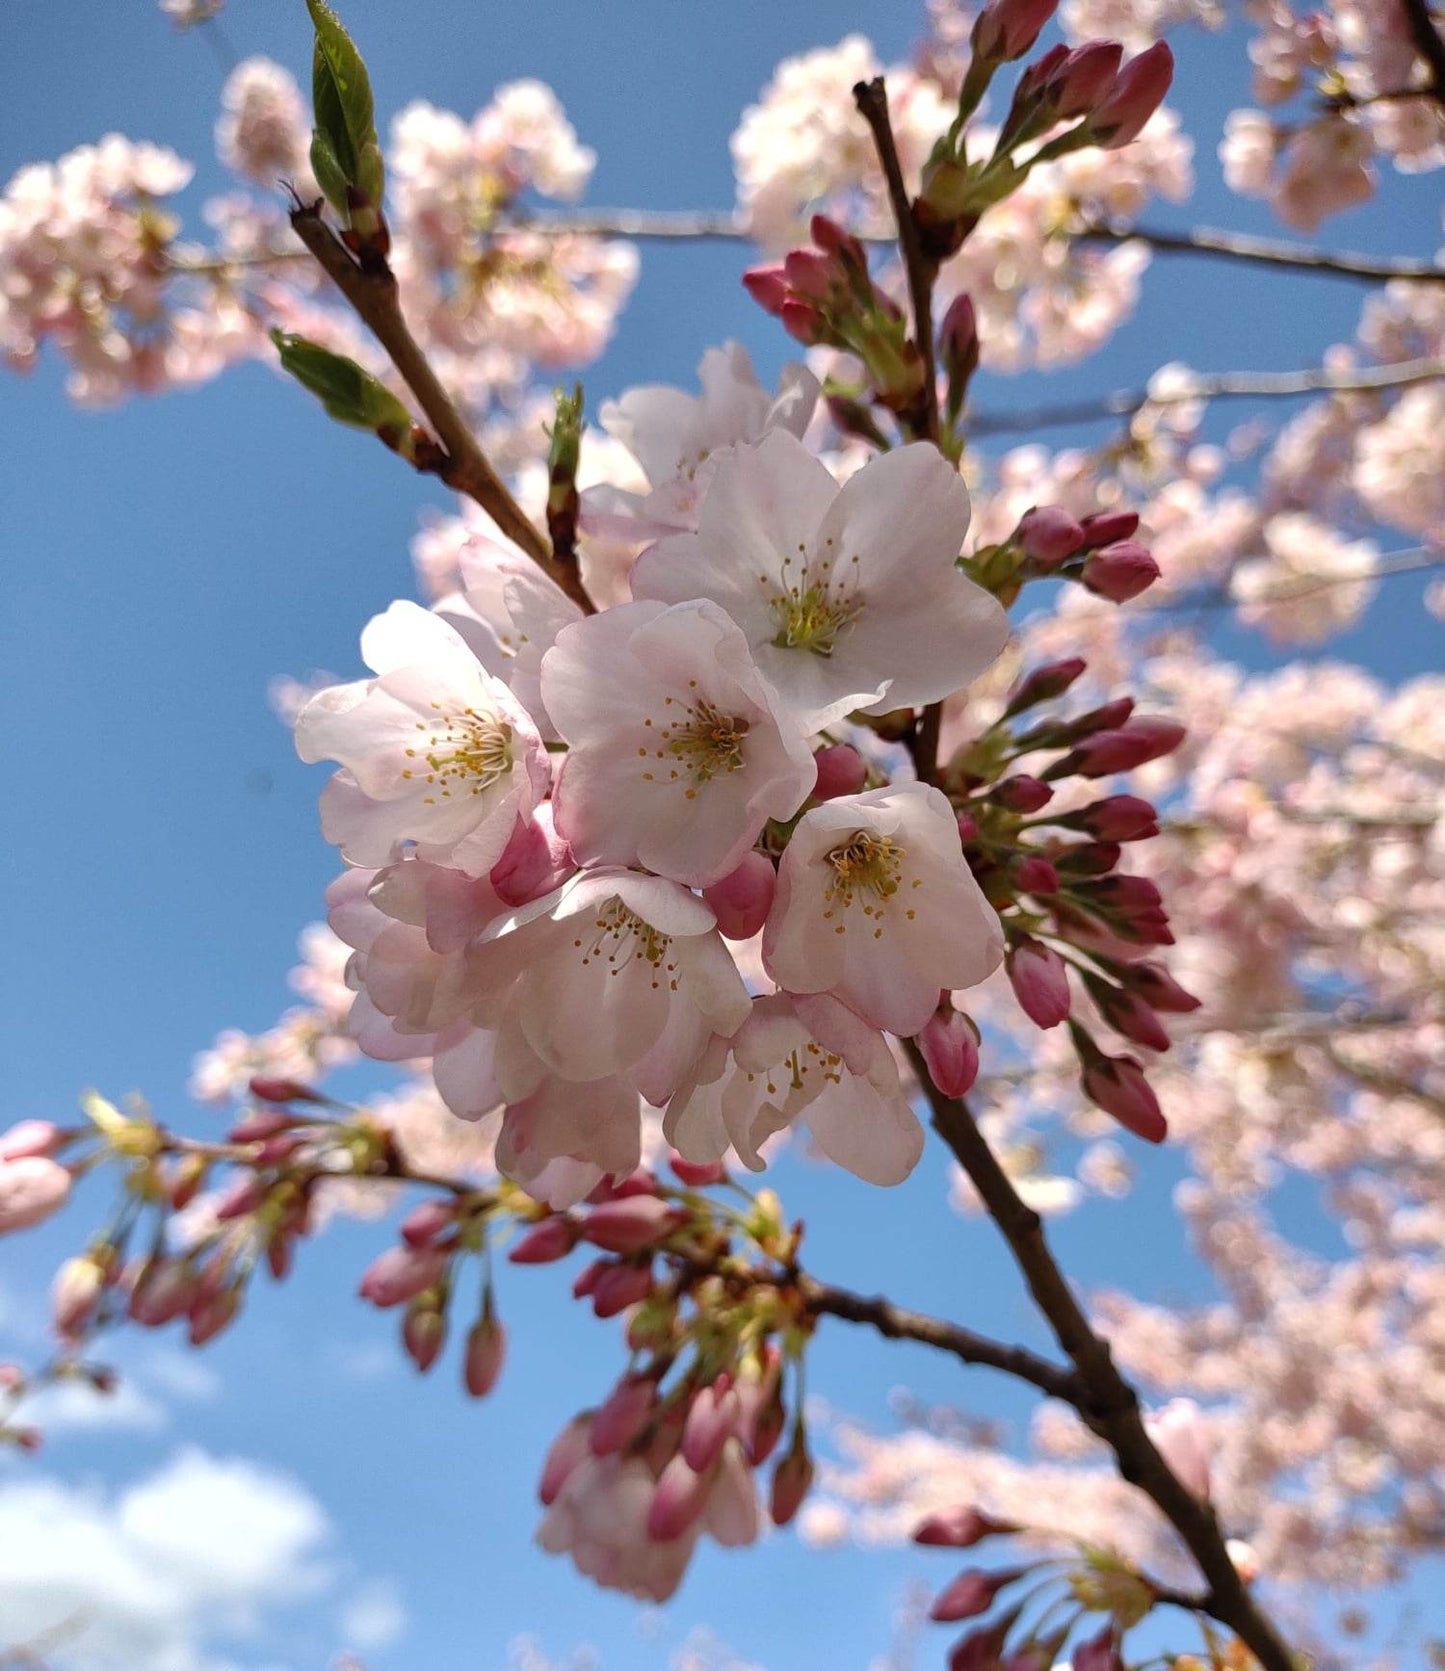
left=295, top=601, right=549, bottom=876
left=542, top=598, right=816, bottom=888
left=633, top=432, right=1008, bottom=729
left=665, top=992, right=924, bottom=1185
left=588, top=341, right=819, bottom=538
left=465, top=869, right=751, bottom=1105
left=762, top=784, right=1005, bottom=1037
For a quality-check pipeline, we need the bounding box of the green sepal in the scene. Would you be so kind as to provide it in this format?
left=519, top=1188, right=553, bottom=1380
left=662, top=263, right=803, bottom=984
left=304, top=0, right=380, bottom=214
left=270, top=330, right=413, bottom=448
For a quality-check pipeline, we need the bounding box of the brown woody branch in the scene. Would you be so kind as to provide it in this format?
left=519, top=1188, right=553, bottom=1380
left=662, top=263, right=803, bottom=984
left=799, top=1275, right=1080, bottom=1401
left=904, top=1043, right=1298, bottom=1671
left=286, top=200, right=594, bottom=614
left=968, top=355, right=1445, bottom=434
left=1079, top=218, right=1445, bottom=284
left=852, top=77, right=941, bottom=446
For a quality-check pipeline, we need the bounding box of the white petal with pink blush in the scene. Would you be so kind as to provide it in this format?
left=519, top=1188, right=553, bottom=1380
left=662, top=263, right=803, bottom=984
left=295, top=601, right=549, bottom=876
left=632, top=429, right=1008, bottom=729
left=542, top=598, right=816, bottom=888
left=762, top=782, right=1004, bottom=1037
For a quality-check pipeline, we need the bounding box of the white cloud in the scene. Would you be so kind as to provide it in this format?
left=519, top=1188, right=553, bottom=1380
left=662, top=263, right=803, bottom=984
left=139, top=1350, right=222, bottom=1404
left=0, top=1446, right=332, bottom=1671
left=20, top=1377, right=168, bottom=1437
left=337, top=1581, right=407, bottom=1652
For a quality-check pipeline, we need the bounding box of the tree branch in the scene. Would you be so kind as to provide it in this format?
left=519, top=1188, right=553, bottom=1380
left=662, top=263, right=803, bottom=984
left=1400, top=0, right=1445, bottom=106
left=799, top=1275, right=1080, bottom=1401
left=1079, top=219, right=1445, bottom=284
left=904, top=1043, right=1298, bottom=1671
left=852, top=77, right=941, bottom=447
left=287, top=200, right=595, bottom=614
left=968, top=356, right=1445, bottom=434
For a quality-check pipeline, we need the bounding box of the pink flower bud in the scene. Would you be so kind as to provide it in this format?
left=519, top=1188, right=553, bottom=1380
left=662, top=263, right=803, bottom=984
left=1058, top=716, right=1186, bottom=777
left=1081, top=1052, right=1166, bottom=1142
left=669, top=1153, right=726, bottom=1187
left=226, top=1110, right=294, bottom=1144
left=0, top=1157, right=71, bottom=1235
left=703, top=852, right=777, bottom=940
left=949, top=1622, right=1018, bottom=1671
left=590, top=1375, right=657, bottom=1456
left=973, top=0, right=1059, bottom=61
left=956, top=808, right=979, bottom=842
left=1145, top=1398, right=1214, bottom=1498
left=769, top=1436, right=814, bottom=1527
left=601, top=1167, right=662, bottom=1200
left=1081, top=541, right=1161, bottom=602
left=1066, top=794, right=1159, bottom=841
left=214, top=1176, right=268, bottom=1221
left=490, top=810, right=571, bottom=906
left=917, top=1006, right=981, bottom=1098
left=1091, top=40, right=1174, bottom=147
left=939, top=292, right=979, bottom=394
left=1120, top=960, right=1200, bottom=1014
left=403, top=1303, right=446, bottom=1372
left=12, top=1426, right=43, bottom=1453
left=508, top=1217, right=579, bottom=1264
left=993, top=775, right=1053, bottom=814
left=780, top=297, right=826, bottom=345
left=1050, top=40, right=1124, bottom=117
left=1072, top=1624, right=1125, bottom=1671
left=648, top=1452, right=710, bottom=1541
left=1013, top=856, right=1060, bottom=895
left=0, top=1121, right=63, bottom=1162
left=539, top=1414, right=593, bottom=1504
left=746, top=1376, right=787, bottom=1466
left=1017, top=506, right=1084, bottom=565
left=571, top=1257, right=608, bottom=1298
left=930, top=1565, right=1026, bottom=1623
left=400, top=1198, right=456, bottom=1247
left=464, top=1312, right=506, bottom=1396
left=581, top=1196, right=686, bottom=1255
left=742, top=264, right=789, bottom=316
left=53, top=1256, right=105, bottom=1337
left=683, top=1380, right=742, bottom=1472
left=1089, top=981, right=1171, bottom=1052
left=809, top=213, right=865, bottom=266
left=591, top=1261, right=655, bottom=1318
left=358, top=1244, right=447, bottom=1308
left=1079, top=509, right=1139, bottom=547
left=129, top=1258, right=198, bottom=1327
left=812, top=742, right=869, bottom=801
left=1006, top=938, right=1071, bottom=1028
left=1003, top=657, right=1087, bottom=716
left=913, top=1506, right=1020, bottom=1546
left=188, top=1285, right=241, bottom=1346
left=247, top=1075, right=323, bottom=1104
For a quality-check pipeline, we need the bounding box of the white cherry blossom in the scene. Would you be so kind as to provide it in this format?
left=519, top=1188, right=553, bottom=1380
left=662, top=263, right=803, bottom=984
left=632, top=431, right=1008, bottom=729
left=295, top=601, right=549, bottom=876
left=664, top=992, right=924, bottom=1186
left=542, top=598, right=816, bottom=888
left=762, top=783, right=1004, bottom=1036
left=465, top=869, right=751, bottom=1103
left=586, top=341, right=818, bottom=537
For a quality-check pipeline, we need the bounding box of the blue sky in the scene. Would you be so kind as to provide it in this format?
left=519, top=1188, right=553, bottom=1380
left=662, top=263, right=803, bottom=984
left=1, top=2, right=1441, bottom=1668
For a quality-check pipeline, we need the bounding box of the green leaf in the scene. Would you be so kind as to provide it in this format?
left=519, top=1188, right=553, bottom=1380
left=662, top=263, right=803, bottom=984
left=271, top=330, right=413, bottom=443
left=304, top=0, right=379, bottom=214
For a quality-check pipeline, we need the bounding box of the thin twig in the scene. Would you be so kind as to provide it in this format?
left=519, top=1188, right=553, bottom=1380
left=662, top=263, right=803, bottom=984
left=1080, top=219, right=1445, bottom=284
left=170, top=210, right=1445, bottom=289
left=852, top=77, right=941, bottom=447
left=1400, top=0, right=1445, bottom=106
left=969, top=356, right=1445, bottom=434
left=799, top=1276, right=1080, bottom=1401
left=904, top=1042, right=1298, bottom=1671
left=287, top=200, right=595, bottom=614
left=1142, top=548, right=1444, bottom=616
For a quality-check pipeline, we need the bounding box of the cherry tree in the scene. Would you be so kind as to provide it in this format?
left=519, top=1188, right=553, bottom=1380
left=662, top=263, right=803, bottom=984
left=2, top=1, right=1442, bottom=1666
